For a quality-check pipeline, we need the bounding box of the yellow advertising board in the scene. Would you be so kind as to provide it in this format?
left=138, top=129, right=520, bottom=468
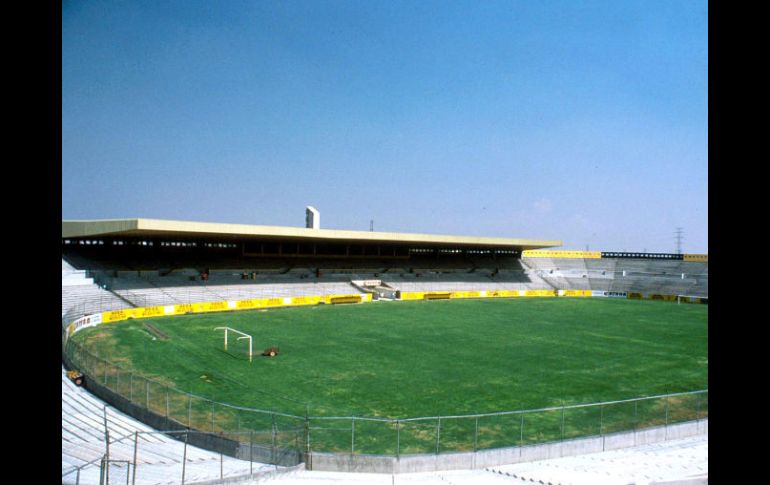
left=235, top=299, right=259, bottom=310
left=648, top=294, right=678, bottom=302
left=683, top=254, right=708, bottom=262
left=329, top=295, right=364, bottom=304
left=263, top=297, right=288, bottom=308
left=202, top=301, right=231, bottom=313
left=173, top=303, right=209, bottom=315
left=522, top=250, right=602, bottom=259
left=291, top=296, right=323, bottom=306
left=487, top=290, right=522, bottom=298
left=101, top=308, right=138, bottom=323
left=523, top=289, right=558, bottom=297
left=134, top=306, right=166, bottom=318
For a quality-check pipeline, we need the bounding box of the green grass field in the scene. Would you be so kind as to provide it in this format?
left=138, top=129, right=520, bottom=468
left=73, top=297, right=707, bottom=422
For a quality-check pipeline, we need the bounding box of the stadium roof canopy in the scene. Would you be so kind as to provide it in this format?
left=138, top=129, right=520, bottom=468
left=62, top=218, right=561, bottom=251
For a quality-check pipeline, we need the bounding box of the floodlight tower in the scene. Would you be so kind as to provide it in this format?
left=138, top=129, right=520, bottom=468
left=306, top=206, right=320, bottom=230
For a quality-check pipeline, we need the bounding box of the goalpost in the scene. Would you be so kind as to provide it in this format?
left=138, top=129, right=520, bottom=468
left=214, top=327, right=253, bottom=362
left=677, top=294, right=708, bottom=305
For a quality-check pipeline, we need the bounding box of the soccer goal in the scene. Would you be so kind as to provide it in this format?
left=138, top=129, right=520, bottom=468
left=214, top=326, right=253, bottom=362
left=677, top=294, right=708, bottom=305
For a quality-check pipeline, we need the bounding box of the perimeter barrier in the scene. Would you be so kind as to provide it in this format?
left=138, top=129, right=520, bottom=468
left=63, top=333, right=707, bottom=473
left=62, top=429, right=305, bottom=485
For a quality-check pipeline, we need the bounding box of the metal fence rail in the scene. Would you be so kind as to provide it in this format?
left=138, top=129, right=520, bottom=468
left=62, top=429, right=297, bottom=485
left=63, top=334, right=708, bottom=465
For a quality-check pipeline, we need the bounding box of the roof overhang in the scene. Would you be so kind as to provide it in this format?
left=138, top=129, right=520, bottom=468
left=62, top=218, right=562, bottom=250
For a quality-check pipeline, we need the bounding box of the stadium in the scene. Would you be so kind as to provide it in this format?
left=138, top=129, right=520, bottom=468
left=61, top=215, right=708, bottom=484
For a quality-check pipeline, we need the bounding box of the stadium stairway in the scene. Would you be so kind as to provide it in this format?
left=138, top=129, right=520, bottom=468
left=519, top=258, right=563, bottom=290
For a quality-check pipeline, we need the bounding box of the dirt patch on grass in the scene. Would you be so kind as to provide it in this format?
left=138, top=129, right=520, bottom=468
left=144, top=323, right=169, bottom=340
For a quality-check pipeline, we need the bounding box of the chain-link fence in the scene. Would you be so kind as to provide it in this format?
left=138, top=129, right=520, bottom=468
left=61, top=429, right=302, bottom=485
left=303, top=388, right=707, bottom=457
left=63, top=334, right=708, bottom=481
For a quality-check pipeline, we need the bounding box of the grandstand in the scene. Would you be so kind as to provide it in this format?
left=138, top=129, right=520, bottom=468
left=535, top=257, right=707, bottom=295
left=62, top=259, right=135, bottom=323
left=61, top=220, right=707, bottom=306
left=62, top=365, right=285, bottom=484
left=61, top=218, right=707, bottom=483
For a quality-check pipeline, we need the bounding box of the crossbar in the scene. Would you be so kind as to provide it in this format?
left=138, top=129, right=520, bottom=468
left=214, top=327, right=253, bottom=362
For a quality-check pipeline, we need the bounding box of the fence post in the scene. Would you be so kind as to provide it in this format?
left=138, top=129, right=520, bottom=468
left=474, top=417, right=479, bottom=453
left=212, top=402, right=215, bottom=432
left=351, top=418, right=355, bottom=455
left=436, top=417, right=441, bottom=455
left=561, top=403, right=565, bottom=441
left=634, top=400, right=638, bottom=430
left=600, top=405, right=604, bottom=436
left=104, top=428, right=110, bottom=485
left=182, top=432, right=188, bottom=485
left=306, top=414, right=312, bottom=470
left=132, top=431, right=138, bottom=485
left=188, top=394, right=192, bottom=428
left=250, top=430, right=254, bottom=475
left=145, top=379, right=149, bottom=409
left=271, top=414, right=277, bottom=468
left=396, top=420, right=400, bottom=460
left=294, top=417, right=299, bottom=451
left=520, top=413, right=524, bottom=451
left=696, top=393, right=701, bottom=423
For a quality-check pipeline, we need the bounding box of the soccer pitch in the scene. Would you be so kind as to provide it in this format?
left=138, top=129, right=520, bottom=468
left=74, top=297, right=708, bottom=421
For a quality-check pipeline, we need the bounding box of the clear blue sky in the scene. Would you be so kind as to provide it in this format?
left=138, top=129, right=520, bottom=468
left=62, top=0, right=708, bottom=253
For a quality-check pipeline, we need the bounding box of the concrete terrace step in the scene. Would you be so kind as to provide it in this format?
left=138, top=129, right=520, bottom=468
left=488, top=434, right=708, bottom=485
